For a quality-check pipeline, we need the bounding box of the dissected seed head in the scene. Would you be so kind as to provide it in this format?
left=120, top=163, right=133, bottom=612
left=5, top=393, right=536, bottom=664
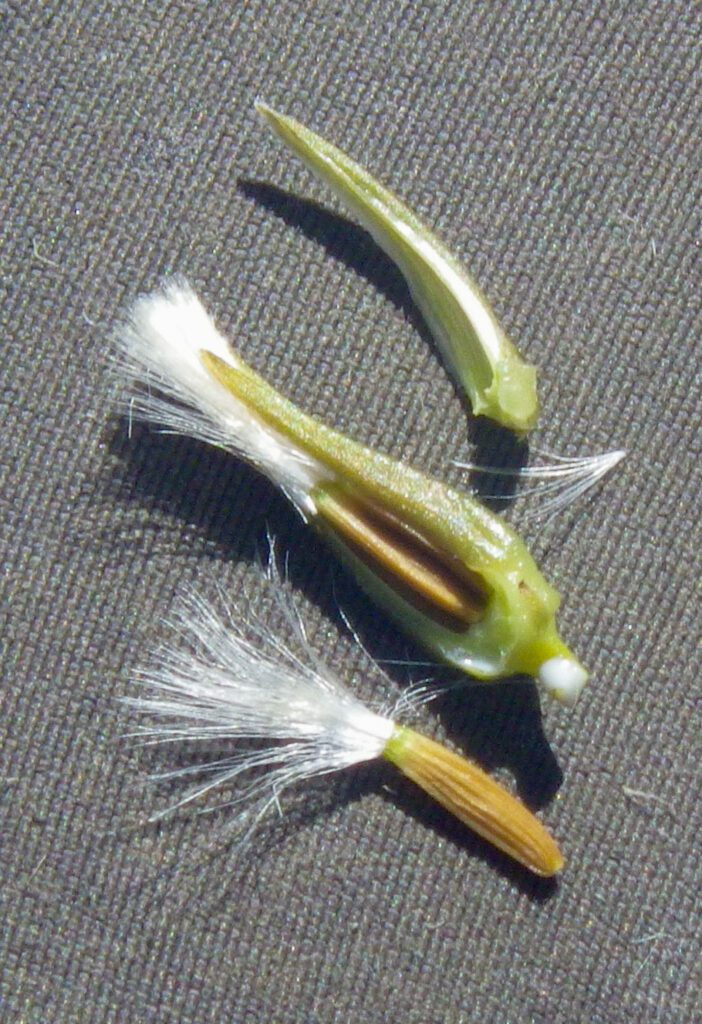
left=114, top=279, right=587, bottom=701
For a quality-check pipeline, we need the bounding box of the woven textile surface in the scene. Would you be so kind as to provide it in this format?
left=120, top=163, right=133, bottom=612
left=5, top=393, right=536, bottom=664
left=1, top=2, right=700, bottom=1022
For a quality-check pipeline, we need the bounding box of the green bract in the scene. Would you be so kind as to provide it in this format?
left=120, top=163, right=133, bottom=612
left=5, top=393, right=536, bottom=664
left=257, top=102, right=539, bottom=435
left=202, top=350, right=586, bottom=704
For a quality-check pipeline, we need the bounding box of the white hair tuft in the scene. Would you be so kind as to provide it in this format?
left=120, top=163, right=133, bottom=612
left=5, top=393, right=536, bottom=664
left=457, top=447, right=626, bottom=520
left=124, top=581, right=394, bottom=828
left=113, top=278, right=327, bottom=517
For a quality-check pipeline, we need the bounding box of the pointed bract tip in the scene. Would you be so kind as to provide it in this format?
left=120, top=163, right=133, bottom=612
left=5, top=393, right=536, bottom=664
left=255, top=100, right=279, bottom=124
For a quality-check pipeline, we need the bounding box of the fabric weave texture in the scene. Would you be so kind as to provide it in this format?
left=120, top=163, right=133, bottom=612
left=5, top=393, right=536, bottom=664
left=1, top=2, right=700, bottom=1022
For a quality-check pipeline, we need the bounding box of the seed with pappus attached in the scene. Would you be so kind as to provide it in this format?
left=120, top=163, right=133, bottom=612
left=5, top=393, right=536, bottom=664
left=115, top=280, right=587, bottom=706
left=125, top=582, right=563, bottom=877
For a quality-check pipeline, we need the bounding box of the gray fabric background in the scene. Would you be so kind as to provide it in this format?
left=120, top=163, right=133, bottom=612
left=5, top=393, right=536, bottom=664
left=1, top=2, right=700, bottom=1022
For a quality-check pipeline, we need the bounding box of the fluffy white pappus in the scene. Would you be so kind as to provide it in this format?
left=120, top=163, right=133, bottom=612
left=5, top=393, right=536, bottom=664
left=114, top=278, right=327, bottom=517
left=124, top=586, right=395, bottom=826
left=457, top=447, right=626, bottom=520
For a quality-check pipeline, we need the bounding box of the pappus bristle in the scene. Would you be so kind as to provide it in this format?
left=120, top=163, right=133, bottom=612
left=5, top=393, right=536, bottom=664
left=113, top=280, right=588, bottom=696
left=125, top=586, right=394, bottom=826
left=113, top=278, right=327, bottom=516
left=457, top=447, right=626, bottom=519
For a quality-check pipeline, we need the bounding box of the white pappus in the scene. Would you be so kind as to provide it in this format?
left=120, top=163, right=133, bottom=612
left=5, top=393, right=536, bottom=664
left=114, top=278, right=329, bottom=518
left=456, top=447, right=626, bottom=520
left=124, top=578, right=395, bottom=828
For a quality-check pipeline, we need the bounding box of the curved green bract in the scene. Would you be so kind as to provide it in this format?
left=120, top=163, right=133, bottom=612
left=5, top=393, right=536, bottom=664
left=257, top=103, right=539, bottom=435
left=202, top=351, right=580, bottom=682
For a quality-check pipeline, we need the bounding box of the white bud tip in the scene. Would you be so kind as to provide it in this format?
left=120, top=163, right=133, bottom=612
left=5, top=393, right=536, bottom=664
left=537, top=657, right=588, bottom=707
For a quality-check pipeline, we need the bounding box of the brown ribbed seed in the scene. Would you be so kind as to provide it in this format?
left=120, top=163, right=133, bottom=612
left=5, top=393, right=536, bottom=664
left=313, top=485, right=486, bottom=628
left=383, top=726, right=564, bottom=877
